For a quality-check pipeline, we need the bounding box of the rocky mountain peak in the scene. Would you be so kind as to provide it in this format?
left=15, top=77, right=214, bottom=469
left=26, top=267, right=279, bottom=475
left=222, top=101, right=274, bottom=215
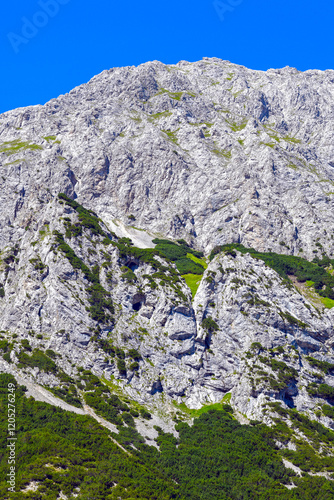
left=2, top=60, right=334, bottom=494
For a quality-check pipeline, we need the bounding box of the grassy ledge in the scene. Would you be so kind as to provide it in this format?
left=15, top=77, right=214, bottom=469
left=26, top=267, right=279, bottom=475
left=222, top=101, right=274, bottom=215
left=182, top=274, right=202, bottom=298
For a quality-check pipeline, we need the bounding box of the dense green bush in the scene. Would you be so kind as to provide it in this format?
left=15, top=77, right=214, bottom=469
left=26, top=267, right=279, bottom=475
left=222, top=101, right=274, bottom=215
left=201, top=316, right=219, bottom=332
left=0, top=339, right=10, bottom=352
left=97, top=338, right=115, bottom=356
left=153, top=238, right=204, bottom=258
left=58, top=193, right=106, bottom=237
left=306, top=356, right=334, bottom=374
left=152, top=239, right=205, bottom=277
left=117, top=359, right=127, bottom=375
left=115, top=347, right=125, bottom=359
left=49, top=385, right=82, bottom=408
left=21, top=339, right=32, bottom=351
left=86, top=283, right=114, bottom=323
left=154, top=241, right=187, bottom=261
left=115, top=242, right=161, bottom=268
left=177, top=239, right=204, bottom=258
left=322, top=405, right=334, bottom=419
left=175, top=258, right=204, bottom=275
left=128, top=348, right=141, bottom=360
left=84, top=392, right=123, bottom=425
left=0, top=373, right=180, bottom=499
left=45, top=348, right=57, bottom=359
left=121, top=266, right=137, bottom=283
left=140, top=408, right=152, bottom=420
left=122, top=411, right=135, bottom=427
left=80, top=370, right=109, bottom=392
left=307, top=383, right=334, bottom=402
left=17, top=349, right=57, bottom=374
left=64, top=221, right=82, bottom=238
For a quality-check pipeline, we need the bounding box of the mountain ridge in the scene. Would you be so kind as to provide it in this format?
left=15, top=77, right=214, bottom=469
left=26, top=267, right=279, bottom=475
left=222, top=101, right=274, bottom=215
left=1, top=57, right=334, bottom=257
left=2, top=57, right=334, bottom=497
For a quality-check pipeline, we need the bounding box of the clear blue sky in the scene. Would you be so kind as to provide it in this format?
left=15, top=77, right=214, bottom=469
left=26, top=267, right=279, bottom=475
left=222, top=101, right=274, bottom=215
left=1, top=0, right=333, bottom=114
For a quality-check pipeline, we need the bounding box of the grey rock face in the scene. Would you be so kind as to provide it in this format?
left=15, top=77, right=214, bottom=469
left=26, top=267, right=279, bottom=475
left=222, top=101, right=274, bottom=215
left=1, top=57, right=334, bottom=425
left=1, top=58, right=334, bottom=258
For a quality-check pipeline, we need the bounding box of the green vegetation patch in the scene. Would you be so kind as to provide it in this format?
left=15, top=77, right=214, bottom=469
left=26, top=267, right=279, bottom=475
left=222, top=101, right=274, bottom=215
left=17, top=349, right=57, bottom=374
left=121, top=266, right=137, bottom=283
left=84, top=390, right=126, bottom=426
left=53, top=230, right=95, bottom=281
left=0, top=339, right=13, bottom=364
left=307, top=383, right=334, bottom=403
left=48, top=385, right=82, bottom=408
left=148, top=110, right=172, bottom=121
left=268, top=401, right=334, bottom=474
left=0, top=139, right=43, bottom=155
left=2, top=374, right=334, bottom=498
left=322, top=405, right=334, bottom=419
left=156, top=88, right=184, bottom=100
left=173, top=400, right=232, bottom=418
left=3, top=158, right=26, bottom=167
left=107, top=238, right=188, bottom=301
left=260, top=141, right=277, bottom=149
left=153, top=239, right=188, bottom=260
left=152, top=239, right=205, bottom=283
left=182, top=274, right=202, bottom=298
left=58, top=193, right=106, bottom=237
left=29, top=257, right=46, bottom=273
left=162, top=128, right=179, bottom=144
left=153, top=239, right=204, bottom=271
left=0, top=373, right=178, bottom=499
left=187, top=253, right=207, bottom=269
left=175, top=258, right=204, bottom=275
left=305, top=280, right=334, bottom=308
left=158, top=408, right=332, bottom=498
left=259, top=356, right=298, bottom=391
left=306, top=356, right=334, bottom=374
left=212, top=147, right=232, bottom=159
left=210, top=243, right=334, bottom=301
left=201, top=316, right=219, bottom=333
left=57, top=194, right=190, bottom=306
left=283, top=136, right=302, bottom=144
left=279, top=311, right=309, bottom=329
left=53, top=231, right=114, bottom=324
left=225, top=117, right=248, bottom=132
left=320, top=296, right=334, bottom=309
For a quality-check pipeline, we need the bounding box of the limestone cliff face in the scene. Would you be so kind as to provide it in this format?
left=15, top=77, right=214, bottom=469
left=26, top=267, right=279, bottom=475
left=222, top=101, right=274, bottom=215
left=1, top=58, right=334, bottom=425
left=2, top=57, right=334, bottom=257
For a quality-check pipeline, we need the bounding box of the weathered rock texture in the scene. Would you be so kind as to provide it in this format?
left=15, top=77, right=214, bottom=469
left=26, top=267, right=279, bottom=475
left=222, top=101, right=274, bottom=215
left=1, top=57, right=334, bottom=425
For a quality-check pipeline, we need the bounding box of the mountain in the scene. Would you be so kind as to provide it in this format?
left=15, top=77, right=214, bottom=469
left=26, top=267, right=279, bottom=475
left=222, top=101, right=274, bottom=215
left=1, top=58, right=334, bottom=498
